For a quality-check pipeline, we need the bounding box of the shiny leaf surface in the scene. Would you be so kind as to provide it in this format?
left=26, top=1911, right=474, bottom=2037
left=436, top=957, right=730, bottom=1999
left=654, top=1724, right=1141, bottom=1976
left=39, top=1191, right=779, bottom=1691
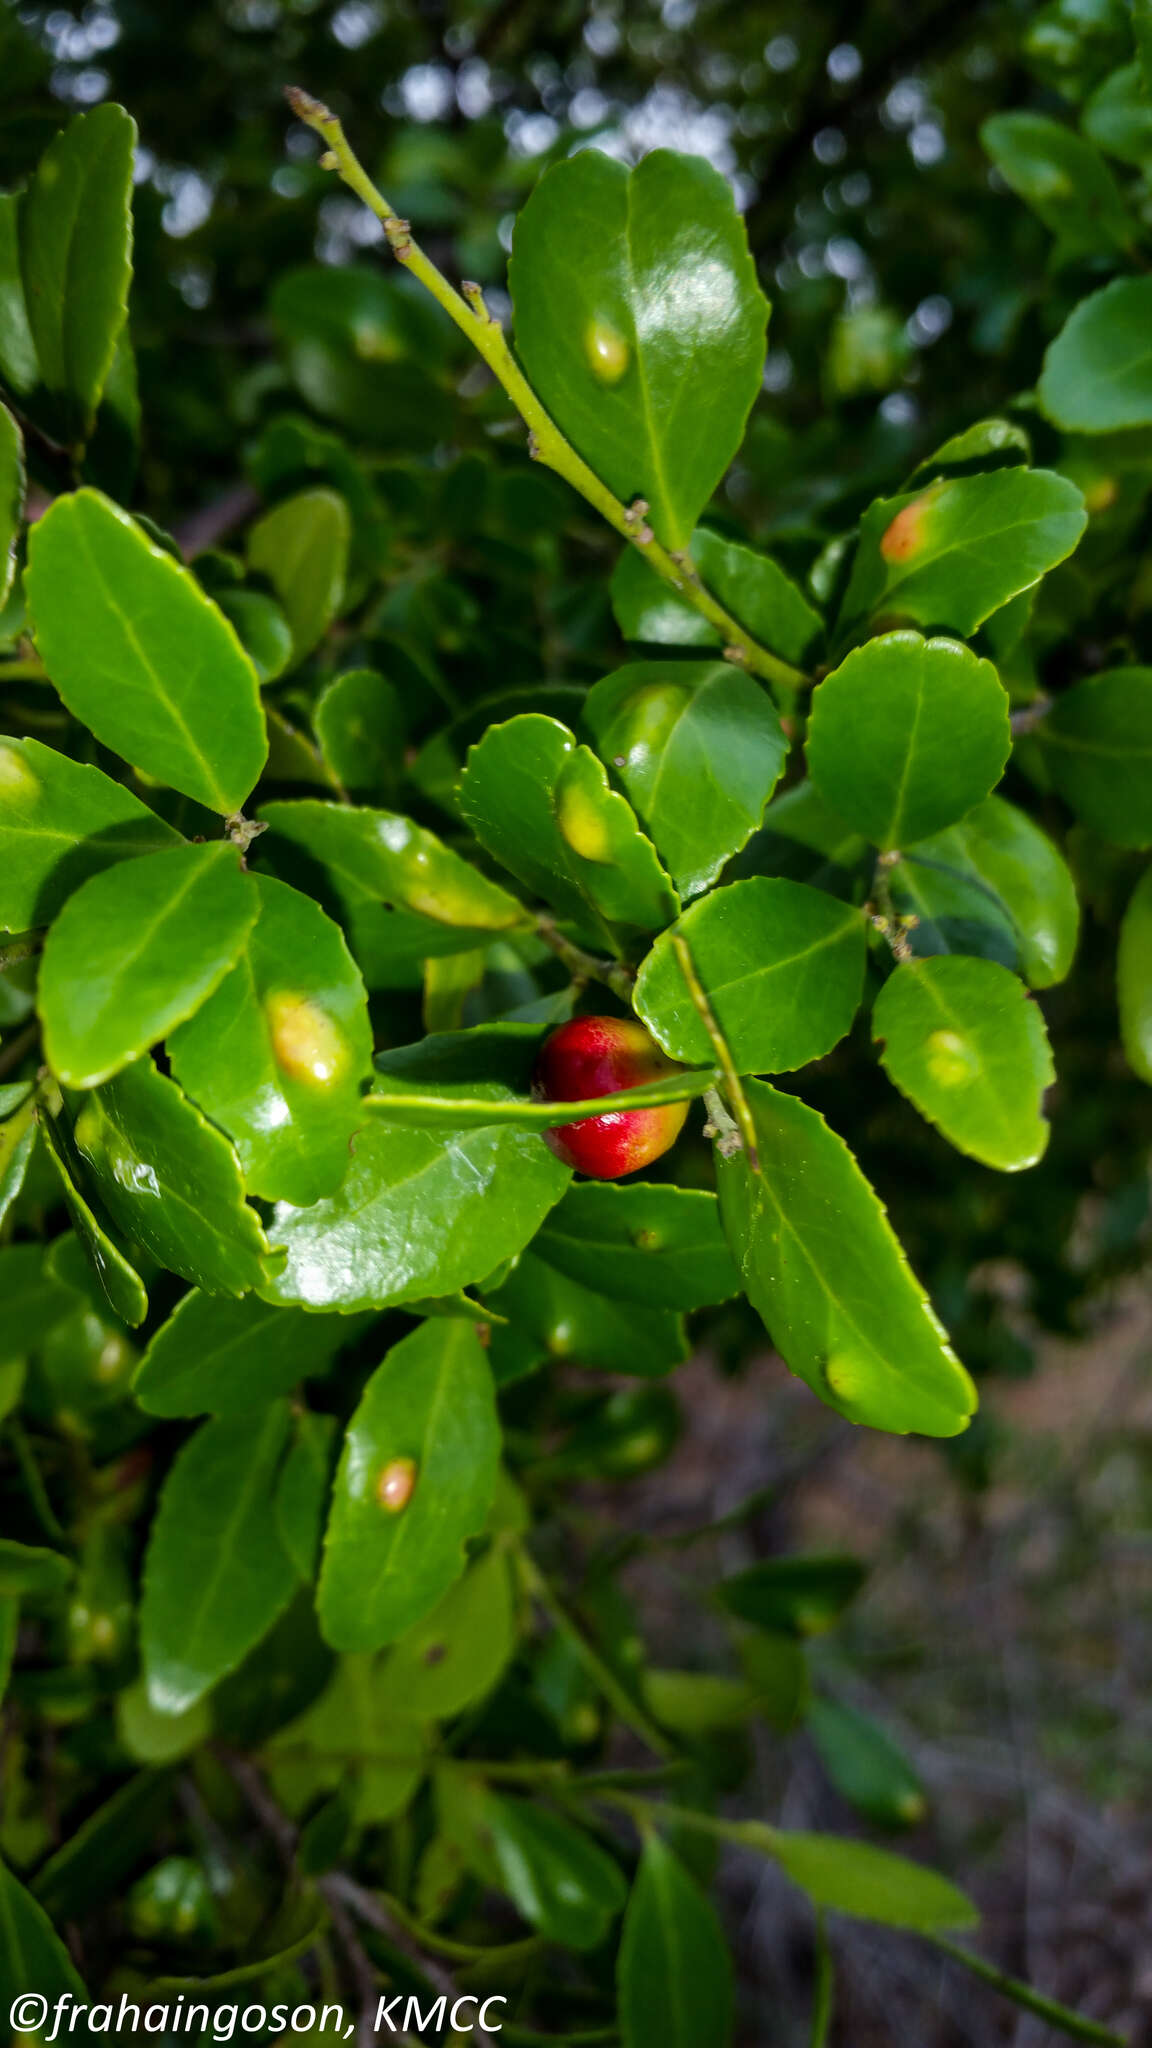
left=133, top=1288, right=367, bottom=1417
left=247, top=487, right=349, bottom=666
left=617, top=1833, right=733, bottom=2048
left=892, top=796, right=1079, bottom=987
left=534, top=1182, right=740, bottom=1309
left=610, top=525, right=822, bottom=668
left=1039, top=277, right=1152, bottom=430
left=0, top=736, right=180, bottom=934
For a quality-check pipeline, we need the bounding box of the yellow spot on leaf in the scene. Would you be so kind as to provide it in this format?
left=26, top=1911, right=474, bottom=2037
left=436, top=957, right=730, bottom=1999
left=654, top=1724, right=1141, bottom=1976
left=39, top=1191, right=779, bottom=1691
left=557, top=779, right=614, bottom=863
left=925, top=1028, right=977, bottom=1088
left=0, top=744, right=38, bottom=800
left=376, top=1456, right=417, bottom=1513
left=880, top=491, right=936, bottom=563
left=584, top=320, right=630, bottom=384
left=265, top=991, right=349, bottom=1087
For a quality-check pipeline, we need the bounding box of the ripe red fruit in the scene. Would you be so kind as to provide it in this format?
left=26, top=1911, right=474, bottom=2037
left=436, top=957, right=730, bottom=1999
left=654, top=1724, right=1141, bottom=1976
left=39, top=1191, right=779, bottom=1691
left=534, top=1015, right=688, bottom=1180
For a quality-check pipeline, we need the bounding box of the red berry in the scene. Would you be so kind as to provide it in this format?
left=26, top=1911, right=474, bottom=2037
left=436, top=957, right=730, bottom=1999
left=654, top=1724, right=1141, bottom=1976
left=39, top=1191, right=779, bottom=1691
left=534, top=1016, right=688, bottom=1180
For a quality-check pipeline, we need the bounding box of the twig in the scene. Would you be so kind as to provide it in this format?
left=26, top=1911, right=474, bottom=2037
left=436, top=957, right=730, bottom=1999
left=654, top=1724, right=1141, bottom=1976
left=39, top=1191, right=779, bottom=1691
left=322, top=1872, right=500, bottom=2048
left=283, top=88, right=807, bottom=696
left=810, top=1911, right=835, bottom=2048
left=670, top=933, right=760, bottom=1170
left=534, top=914, right=636, bottom=1001
left=930, top=1936, right=1129, bottom=2047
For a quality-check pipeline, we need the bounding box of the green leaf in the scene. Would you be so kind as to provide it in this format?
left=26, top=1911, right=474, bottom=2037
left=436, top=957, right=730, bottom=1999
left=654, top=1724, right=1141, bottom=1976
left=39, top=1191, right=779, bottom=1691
left=270, top=263, right=456, bottom=448
left=259, top=799, right=525, bottom=988
left=892, top=796, right=1079, bottom=988
left=133, top=1289, right=367, bottom=1417
left=0, top=193, right=38, bottom=403
left=1118, top=866, right=1152, bottom=1084
left=265, top=1656, right=426, bottom=1826
left=375, top=1544, right=516, bottom=1721
left=168, top=872, right=372, bottom=1206
left=247, top=487, right=349, bottom=667
left=19, top=103, right=136, bottom=443
left=39, top=842, right=258, bottom=1089
left=0, top=1538, right=72, bottom=1597
left=610, top=526, right=822, bottom=668
left=585, top=660, right=788, bottom=898
left=318, top=1318, right=500, bottom=1651
left=314, top=668, right=404, bottom=801
left=839, top=471, right=1086, bottom=636
left=480, top=1793, right=628, bottom=1950
left=216, top=587, right=293, bottom=684
left=873, top=956, right=1054, bottom=1171
left=486, top=1248, right=689, bottom=1376
left=0, top=403, right=22, bottom=608
left=805, top=634, right=1011, bottom=850
left=1081, top=62, right=1152, bottom=162
left=634, top=877, right=865, bottom=1074
left=38, top=1107, right=149, bottom=1327
left=32, top=1772, right=174, bottom=1924
left=0, top=1856, right=86, bottom=2007
left=139, top=1404, right=297, bottom=1713
left=535, top=1183, right=740, bottom=1310
left=509, top=148, right=768, bottom=551
left=719, top=1555, right=866, bottom=1637
left=807, top=1698, right=927, bottom=1829
left=459, top=716, right=679, bottom=939
left=0, top=736, right=181, bottom=933
left=1036, top=667, right=1152, bottom=847
left=1038, top=277, right=1152, bottom=430
left=757, top=1829, right=978, bottom=1932
left=276, top=1411, right=337, bottom=1582
left=260, top=1109, right=568, bottom=1312
left=716, top=1079, right=976, bottom=1437
left=26, top=489, right=268, bottom=813
left=980, top=111, right=1135, bottom=256
left=70, top=1056, right=272, bottom=1297
left=618, top=1833, right=733, bottom=2048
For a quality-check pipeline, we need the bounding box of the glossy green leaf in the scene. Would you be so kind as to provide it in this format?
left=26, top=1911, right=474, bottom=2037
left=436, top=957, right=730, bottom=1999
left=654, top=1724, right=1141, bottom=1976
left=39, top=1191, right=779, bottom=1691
left=0, top=192, right=38, bottom=403
left=459, top=716, right=679, bottom=939
left=0, top=1089, right=36, bottom=1230
left=808, top=1698, right=927, bottom=1828
left=318, top=1318, right=500, bottom=1651
left=259, top=798, right=525, bottom=988
left=535, top=1183, right=740, bottom=1309
left=585, top=660, right=788, bottom=898
left=0, top=1538, right=72, bottom=1597
left=133, top=1289, right=366, bottom=1417
left=1118, top=865, right=1152, bottom=1084
left=719, top=1555, right=866, bottom=1637
left=1081, top=62, right=1152, bottom=162
left=874, top=956, right=1054, bottom=1171
left=39, top=841, right=258, bottom=1089
left=0, top=1856, right=86, bottom=2007
left=757, top=1828, right=978, bottom=1931
left=1037, top=667, right=1152, bottom=847
left=0, top=736, right=181, bottom=933
left=981, top=111, right=1135, bottom=256
left=314, top=668, right=404, bottom=800
left=509, top=148, right=768, bottom=551
left=71, top=1056, right=272, bottom=1297
left=26, top=489, right=268, bottom=812
left=139, top=1403, right=296, bottom=1713
left=168, top=872, right=372, bottom=1206
left=892, top=796, right=1079, bottom=987
left=1038, top=278, right=1152, bottom=430
left=839, top=470, right=1086, bottom=635
left=247, top=487, right=349, bottom=666
left=481, top=1792, right=628, bottom=1950
left=905, top=417, right=1031, bottom=489
left=116, top=1684, right=209, bottom=1766
left=19, top=103, right=135, bottom=442
left=270, top=262, right=456, bottom=448
left=610, top=526, right=822, bottom=668
left=276, top=1411, right=337, bottom=1582
left=618, top=1833, right=733, bottom=2048
left=634, top=876, right=865, bottom=1074
left=37, top=1106, right=149, bottom=1327
left=216, top=587, right=293, bottom=683
left=261, top=1108, right=568, bottom=1312
left=486, top=1248, right=689, bottom=1376
left=0, top=403, right=22, bottom=607
left=805, top=634, right=1011, bottom=850
left=375, top=1543, right=516, bottom=1721
left=716, top=1079, right=977, bottom=1436
left=735, top=780, right=869, bottom=896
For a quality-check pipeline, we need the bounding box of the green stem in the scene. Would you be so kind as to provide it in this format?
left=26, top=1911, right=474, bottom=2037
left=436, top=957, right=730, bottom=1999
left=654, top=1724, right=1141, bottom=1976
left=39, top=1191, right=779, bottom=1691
left=929, top=1936, right=1129, bottom=2047
left=517, top=1550, right=675, bottom=1760
left=670, top=934, right=760, bottom=1171
left=534, top=914, right=635, bottom=1001
left=284, top=89, right=807, bottom=695
left=363, top=1068, right=717, bottom=1128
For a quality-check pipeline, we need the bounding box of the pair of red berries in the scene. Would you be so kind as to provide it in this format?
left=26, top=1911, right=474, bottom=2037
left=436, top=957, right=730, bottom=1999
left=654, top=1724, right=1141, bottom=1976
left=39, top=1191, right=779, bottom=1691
left=534, top=1015, right=687, bottom=1180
